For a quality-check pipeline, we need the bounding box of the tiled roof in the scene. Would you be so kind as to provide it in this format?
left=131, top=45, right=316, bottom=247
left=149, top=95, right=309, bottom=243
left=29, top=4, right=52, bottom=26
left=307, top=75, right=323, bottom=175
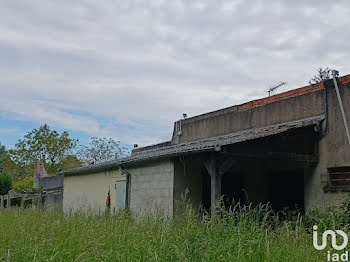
left=237, top=74, right=350, bottom=111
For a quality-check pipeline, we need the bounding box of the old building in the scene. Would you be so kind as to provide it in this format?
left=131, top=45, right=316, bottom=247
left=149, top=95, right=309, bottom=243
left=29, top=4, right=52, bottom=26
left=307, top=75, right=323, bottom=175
left=60, top=73, right=350, bottom=216
left=34, top=161, right=63, bottom=209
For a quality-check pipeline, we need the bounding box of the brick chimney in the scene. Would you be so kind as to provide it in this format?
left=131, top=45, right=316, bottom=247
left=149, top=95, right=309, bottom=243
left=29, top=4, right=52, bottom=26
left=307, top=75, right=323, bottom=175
left=33, top=160, right=49, bottom=187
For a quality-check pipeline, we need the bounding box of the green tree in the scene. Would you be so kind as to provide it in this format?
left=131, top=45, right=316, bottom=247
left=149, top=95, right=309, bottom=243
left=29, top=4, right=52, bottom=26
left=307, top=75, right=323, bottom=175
left=0, top=142, right=5, bottom=172
left=2, top=152, right=23, bottom=182
left=309, top=67, right=332, bottom=84
left=12, top=176, right=34, bottom=192
left=61, top=155, right=83, bottom=170
left=9, top=124, right=79, bottom=176
left=77, top=137, right=127, bottom=165
left=0, top=171, right=12, bottom=195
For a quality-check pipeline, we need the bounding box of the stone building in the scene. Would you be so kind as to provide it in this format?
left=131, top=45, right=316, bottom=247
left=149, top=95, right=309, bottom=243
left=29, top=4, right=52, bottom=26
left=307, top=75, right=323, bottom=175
left=60, top=73, right=350, bottom=216
left=34, top=161, right=63, bottom=208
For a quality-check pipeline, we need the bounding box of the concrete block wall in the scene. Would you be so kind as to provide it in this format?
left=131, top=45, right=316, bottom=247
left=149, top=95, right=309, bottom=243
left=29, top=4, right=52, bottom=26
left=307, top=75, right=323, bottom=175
left=128, top=160, right=174, bottom=218
left=38, top=175, right=64, bottom=190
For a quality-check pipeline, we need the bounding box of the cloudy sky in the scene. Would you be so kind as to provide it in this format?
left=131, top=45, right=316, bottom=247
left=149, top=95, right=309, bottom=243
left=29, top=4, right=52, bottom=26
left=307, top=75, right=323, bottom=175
left=1, top=1, right=349, bottom=149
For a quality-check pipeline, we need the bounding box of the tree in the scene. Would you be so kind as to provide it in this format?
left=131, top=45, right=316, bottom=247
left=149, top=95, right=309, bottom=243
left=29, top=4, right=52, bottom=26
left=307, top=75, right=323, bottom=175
left=12, top=176, right=34, bottom=192
left=0, top=171, right=12, bottom=195
left=309, top=67, right=332, bottom=84
left=61, top=155, right=83, bottom=170
left=9, top=124, right=80, bottom=176
left=0, top=142, right=5, bottom=172
left=77, top=137, right=127, bottom=165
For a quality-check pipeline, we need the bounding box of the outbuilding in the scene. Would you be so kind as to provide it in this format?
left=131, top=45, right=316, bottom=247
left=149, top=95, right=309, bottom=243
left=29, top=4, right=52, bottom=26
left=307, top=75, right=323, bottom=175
left=60, top=73, right=350, bottom=217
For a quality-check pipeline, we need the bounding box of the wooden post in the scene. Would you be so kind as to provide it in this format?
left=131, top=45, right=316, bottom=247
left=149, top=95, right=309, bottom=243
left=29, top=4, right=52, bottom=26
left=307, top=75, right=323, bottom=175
left=204, top=155, right=222, bottom=216
left=6, top=193, right=10, bottom=208
left=0, top=195, right=3, bottom=209
left=211, top=170, right=222, bottom=216
left=38, top=192, right=42, bottom=208
left=21, top=194, right=26, bottom=208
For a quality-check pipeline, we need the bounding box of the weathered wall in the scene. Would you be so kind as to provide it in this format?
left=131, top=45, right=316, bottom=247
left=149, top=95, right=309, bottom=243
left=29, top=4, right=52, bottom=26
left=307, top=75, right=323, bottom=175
left=63, top=169, right=124, bottom=214
left=127, top=160, right=174, bottom=218
left=38, top=175, right=64, bottom=190
left=175, top=89, right=324, bottom=143
left=304, top=82, right=350, bottom=211
left=34, top=161, right=64, bottom=209
left=174, top=156, right=203, bottom=212
left=45, top=194, right=63, bottom=209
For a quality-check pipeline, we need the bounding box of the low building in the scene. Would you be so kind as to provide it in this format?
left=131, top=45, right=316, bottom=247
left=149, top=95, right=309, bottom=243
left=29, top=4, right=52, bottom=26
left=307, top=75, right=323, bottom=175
left=60, top=73, right=350, bottom=216
left=34, top=161, right=63, bottom=209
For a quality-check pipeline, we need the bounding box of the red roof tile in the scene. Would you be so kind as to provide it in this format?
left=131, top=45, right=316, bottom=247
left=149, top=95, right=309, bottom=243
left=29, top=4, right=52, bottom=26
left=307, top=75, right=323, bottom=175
left=237, top=73, right=350, bottom=111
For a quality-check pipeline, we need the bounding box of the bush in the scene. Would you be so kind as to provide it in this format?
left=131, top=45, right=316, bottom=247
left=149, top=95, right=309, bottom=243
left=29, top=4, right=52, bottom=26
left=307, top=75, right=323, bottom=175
left=12, top=176, right=34, bottom=192
left=0, top=171, right=12, bottom=195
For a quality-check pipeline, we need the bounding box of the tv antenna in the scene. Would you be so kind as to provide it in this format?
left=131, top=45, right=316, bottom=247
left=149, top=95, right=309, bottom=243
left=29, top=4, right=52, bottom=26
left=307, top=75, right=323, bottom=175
left=268, top=81, right=287, bottom=96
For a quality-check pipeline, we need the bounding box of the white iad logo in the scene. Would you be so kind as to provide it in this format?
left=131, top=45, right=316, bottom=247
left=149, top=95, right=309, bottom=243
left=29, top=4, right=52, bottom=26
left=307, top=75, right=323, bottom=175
left=313, top=225, right=348, bottom=250
left=313, top=225, right=349, bottom=261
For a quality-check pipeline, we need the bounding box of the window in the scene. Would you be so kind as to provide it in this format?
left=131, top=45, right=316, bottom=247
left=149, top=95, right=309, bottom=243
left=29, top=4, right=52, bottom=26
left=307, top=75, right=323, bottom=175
left=324, top=166, right=350, bottom=192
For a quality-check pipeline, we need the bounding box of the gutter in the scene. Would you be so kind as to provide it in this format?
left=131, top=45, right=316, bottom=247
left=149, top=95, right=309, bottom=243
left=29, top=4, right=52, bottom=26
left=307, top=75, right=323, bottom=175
left=332, top=70, right=350, bottom=145
left=119, top=166, right=131, bottom=208
left=321, top=82, right=329, bottom=137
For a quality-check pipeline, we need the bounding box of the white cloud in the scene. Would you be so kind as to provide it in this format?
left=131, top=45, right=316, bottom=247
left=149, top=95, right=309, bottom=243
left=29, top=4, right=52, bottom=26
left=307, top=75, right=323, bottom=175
left=0, top=0, right=350, bottom=146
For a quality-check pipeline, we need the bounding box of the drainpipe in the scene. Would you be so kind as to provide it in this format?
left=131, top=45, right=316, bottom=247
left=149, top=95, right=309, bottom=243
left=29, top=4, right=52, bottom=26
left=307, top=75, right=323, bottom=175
left=119, top=166, right=131, bottom=208
left=332, top=70, right=350, bottom=145
left=321, top=82, right=329, bottom=137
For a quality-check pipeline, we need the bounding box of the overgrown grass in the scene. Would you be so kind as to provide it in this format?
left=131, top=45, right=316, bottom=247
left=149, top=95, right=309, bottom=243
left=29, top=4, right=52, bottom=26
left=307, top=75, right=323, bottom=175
left=0, top=201, right=346, bottom=262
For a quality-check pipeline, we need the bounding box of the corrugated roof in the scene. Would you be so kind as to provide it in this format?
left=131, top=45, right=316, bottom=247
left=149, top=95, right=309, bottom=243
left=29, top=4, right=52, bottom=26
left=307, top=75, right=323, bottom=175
left=60, top=114, right=324, bottom=176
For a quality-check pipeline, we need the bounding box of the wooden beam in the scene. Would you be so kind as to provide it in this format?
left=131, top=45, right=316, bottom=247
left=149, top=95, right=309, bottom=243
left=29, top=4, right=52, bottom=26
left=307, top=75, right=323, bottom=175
left=0, top=195, right=3, bottom=209
left=204, top=155, right=222, bottom=216
left=223, top=151, right=318, bottom=163
left=218, top=158, right=235, bottom=175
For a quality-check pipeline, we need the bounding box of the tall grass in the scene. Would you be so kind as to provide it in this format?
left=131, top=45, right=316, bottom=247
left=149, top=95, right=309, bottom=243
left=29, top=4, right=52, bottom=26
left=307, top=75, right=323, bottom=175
left=0, top=200, right=347, bottom=262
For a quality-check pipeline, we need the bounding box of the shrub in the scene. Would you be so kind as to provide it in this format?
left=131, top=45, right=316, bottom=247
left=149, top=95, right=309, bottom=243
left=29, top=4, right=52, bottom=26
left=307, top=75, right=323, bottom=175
left=0, top=171, right=12, bottom=195
left=12, top=176, right=34, bottom=192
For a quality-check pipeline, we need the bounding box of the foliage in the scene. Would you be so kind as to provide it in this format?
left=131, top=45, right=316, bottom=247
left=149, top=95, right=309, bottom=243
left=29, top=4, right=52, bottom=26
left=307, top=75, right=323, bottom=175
left=0, top=142, right=5, bottom=172
left=309, top=67, right=332, bottom=84
left=0, top=171, right=12, bottom=195
left=77, top=137, right=127, bottom=165
left=12, top=176, right=34, bottom=192
left=60, top=155, right=83, bottom=171
left=9, top=124, right=78, bottom=176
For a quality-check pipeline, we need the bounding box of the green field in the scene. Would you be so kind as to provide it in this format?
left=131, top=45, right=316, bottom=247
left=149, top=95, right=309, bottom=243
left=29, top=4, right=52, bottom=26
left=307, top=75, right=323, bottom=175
left=0, top=203, right=344, bottom=262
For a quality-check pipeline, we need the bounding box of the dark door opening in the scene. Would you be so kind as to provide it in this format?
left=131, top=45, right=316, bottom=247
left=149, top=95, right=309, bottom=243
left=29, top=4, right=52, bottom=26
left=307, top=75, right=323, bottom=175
left=268, top=169, right=304, bottom=213
left=221, top=172, right=244, bottom=208
left=201, top=166, right=305, bottom=213
left=201, top=170, right=245, bottom=212
left=201, top=170, right=211, bottom=211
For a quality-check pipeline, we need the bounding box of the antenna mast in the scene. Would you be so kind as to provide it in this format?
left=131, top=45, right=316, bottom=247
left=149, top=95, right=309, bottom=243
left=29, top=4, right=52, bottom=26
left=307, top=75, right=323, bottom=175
left=268, top=81, right=287, bottom=97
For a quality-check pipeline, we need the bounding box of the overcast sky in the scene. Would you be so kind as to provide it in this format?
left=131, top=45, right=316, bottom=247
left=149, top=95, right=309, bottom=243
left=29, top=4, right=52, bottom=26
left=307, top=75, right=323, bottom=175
left=1, top=0, right=350, bottom=149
